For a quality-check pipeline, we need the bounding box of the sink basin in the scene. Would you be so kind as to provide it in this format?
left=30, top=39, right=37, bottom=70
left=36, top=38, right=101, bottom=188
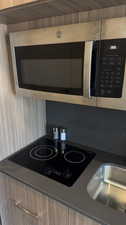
left=87, top=164, right=126, bottom=214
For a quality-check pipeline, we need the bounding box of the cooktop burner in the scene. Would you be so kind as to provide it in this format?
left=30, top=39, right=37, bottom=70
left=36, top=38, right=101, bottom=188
left=8, top=137, right=96, bottom=187
left=64, top=151, right=86, bottom=164
left=30, top=145, right=58, bottom=161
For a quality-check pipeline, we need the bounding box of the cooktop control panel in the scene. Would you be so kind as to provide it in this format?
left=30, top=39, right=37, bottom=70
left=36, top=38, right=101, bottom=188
left=9, top=137, right=95, bottom=187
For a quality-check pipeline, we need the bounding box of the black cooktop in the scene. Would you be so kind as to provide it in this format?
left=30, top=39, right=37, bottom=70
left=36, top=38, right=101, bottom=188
left=9, top=137, right=95, bottom=187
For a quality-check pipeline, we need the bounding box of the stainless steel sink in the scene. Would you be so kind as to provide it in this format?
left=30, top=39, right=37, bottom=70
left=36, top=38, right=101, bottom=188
left=87, top=164, right=126, bottom=214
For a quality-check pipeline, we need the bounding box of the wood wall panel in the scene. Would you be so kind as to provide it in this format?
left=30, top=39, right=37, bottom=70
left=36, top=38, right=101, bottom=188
left=0, top=24, right=46, bottom=160
left=8, top=4, right=126, bottom=32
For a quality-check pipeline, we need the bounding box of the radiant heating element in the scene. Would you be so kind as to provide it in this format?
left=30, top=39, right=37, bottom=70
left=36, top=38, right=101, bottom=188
left=9, top=137, right=95, bottom=187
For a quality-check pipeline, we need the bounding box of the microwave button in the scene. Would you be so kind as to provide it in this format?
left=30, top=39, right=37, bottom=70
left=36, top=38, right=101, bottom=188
left=107, top=90, right=112, bottom=94
left=102, top=61, right=107, bottom=65
left=116, top=77, right=121, bottom=81
left=115, top=85, right=120, bottom=88
left=109, top=62, right=115, bottom=65
left=115, top=80, right=121, bottom=84
left=108, top=84, right=113, bottom=88
left=100, top=84, right=104, bottom=87
left=115, top=75, right=121, bottom=79
left=116, top=72, right=121, bottom=76
left=105, top=71, right=109, bottom=75
left=117, top=67, right=121, bottom=71
left=102, top=57, right=107, bottom=61
left=109, top=57, right=114, bottom=61
left=100, top=89, right=105, bottom=95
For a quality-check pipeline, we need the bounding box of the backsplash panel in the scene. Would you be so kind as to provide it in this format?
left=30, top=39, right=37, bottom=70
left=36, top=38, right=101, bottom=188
left=46, top=101, right=126, bottom=157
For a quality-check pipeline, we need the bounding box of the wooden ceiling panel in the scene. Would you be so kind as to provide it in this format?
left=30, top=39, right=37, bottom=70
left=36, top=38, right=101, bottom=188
left=0, top=0, right=126, bottom=24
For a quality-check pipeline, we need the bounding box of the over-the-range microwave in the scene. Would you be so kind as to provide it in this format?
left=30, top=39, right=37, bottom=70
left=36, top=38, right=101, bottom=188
left=9, top=23, right=126, bottom=99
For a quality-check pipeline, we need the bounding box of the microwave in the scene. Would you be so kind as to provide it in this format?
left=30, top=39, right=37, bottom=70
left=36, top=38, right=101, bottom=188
left=9, top=24, right=126, bottom=100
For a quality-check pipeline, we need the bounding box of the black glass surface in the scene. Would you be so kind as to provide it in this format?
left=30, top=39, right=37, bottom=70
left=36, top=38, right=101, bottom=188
left=15, top=42, right=84, bottom=96
left=8, top=137, right=95, bottom=187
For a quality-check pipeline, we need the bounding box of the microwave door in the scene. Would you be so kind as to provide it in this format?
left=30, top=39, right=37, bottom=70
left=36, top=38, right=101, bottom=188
left=83, top=41, right=93, bottom=98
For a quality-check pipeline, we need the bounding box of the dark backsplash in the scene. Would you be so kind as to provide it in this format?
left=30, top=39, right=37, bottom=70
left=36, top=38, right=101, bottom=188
left=46, top=101, right=126, bottom=157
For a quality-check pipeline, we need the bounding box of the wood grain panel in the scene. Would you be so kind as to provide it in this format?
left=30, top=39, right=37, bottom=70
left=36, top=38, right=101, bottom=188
left=0, top=0, right=126, bottom=25
left=0, top=173, right=101, bottom=225
left=101, top=17, right=126, bottom=39
left=0, top=173, right=49, bottom=225
left=0, top=173, right=69, bottom=225
left=48, top=198, right=69, bottom=225
left=69, top=209, right=101, bottom=225
left=10, top=21, right=100, bottom=46
left=8, top=5, right=126, bottom=32
left=0, top=24, right=46, bottom=160
left=15, top=88, right=97, bottom=106
left=0, top=0, right=45, bottom=10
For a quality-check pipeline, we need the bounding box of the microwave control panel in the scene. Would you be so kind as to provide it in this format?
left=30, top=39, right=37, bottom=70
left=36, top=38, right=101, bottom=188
left=92, top=39, right=126, bottom=98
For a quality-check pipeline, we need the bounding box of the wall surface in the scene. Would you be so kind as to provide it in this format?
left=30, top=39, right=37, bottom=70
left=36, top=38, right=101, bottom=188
left=0, top=24, right=46, bottom=160
left=46, top=101, right=126, bottom=157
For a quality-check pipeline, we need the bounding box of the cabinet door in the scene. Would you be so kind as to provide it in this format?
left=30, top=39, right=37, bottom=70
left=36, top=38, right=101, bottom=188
left=0, top=174, right=49, bottom=225
left=1, top=199, right=39, bottom=225
left=69, top=209, right=101, bottom=225
left=48, top=198, right=69, bottom=225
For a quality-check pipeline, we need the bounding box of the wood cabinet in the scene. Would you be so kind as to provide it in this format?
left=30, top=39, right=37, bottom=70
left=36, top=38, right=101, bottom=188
left=0, top=173, right=49, bottom=225
left=0, top=0, right=126, bottom=23
left=0, top=0, right=126, bottom=11
left=69, top=209, right=101, bottom=225
left=0, top=0, right=41, bottom=10
left=0, top=173, right=101, bottom=225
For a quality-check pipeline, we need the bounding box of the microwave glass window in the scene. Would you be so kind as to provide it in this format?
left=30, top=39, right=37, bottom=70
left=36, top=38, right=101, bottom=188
left=21, top=58, right=82, bottom=88
left=15, top=42, right=84, bottom=95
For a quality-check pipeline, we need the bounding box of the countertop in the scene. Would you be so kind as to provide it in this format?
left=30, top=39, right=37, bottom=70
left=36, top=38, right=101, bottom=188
left=0, top=136, right=126, bottom=225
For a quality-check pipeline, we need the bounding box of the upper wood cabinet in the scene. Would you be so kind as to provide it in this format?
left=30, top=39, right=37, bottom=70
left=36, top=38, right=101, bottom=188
left=0, top=0, right=41, bottom=10
left=0, top=0, right=126, bottom=11
left=0, top=0, right=126, bottom=25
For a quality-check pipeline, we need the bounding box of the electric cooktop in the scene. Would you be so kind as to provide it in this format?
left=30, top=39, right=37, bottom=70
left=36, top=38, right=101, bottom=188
left=9, top=137, right=96, bottom=187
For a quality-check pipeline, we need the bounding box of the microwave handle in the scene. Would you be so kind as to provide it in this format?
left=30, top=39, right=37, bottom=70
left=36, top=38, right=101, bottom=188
left=83, top=41, right=93, bottom=98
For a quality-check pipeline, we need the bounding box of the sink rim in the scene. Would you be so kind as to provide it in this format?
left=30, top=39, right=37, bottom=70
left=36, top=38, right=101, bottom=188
left=87, top=162, right=126, bottom=214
